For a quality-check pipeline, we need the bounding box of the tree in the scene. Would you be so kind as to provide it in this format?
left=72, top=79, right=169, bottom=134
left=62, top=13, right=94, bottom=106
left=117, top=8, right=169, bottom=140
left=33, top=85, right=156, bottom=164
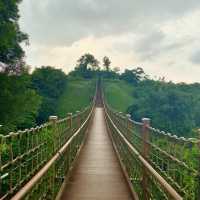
left=32, top=66, right=67, bottom=123
left=103, top=56, right=111, bottom=71
left=76, top=53, right=99, bottom=71
left=120, top=67, right=145, bottom=85
left=127, top=80, right=197, bottom=137
left=113, top=67, right=120, bottom=73
left=0, top=0, right=28, bottom=73
left=0, top=73, right=41, bottom=134
left=71, top=53, right=100, bottom=78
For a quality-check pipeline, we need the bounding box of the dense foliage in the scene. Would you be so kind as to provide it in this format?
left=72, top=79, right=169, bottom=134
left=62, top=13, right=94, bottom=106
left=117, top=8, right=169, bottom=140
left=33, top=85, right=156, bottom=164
left=70, top=53, right=100, bottom=78
left=57, top=78, right=95, bottom=118
left=103, top=56, right=111, bottom=71
left=103, top=79, right=134, bottom=112
left=0, top=0, right=28, bottom=73
left=103, top=68, right=200, bottom=137
left=32, top=66, right=67, bottom=123
left=0, top=73, right=41, bottom=134
left=67, top=53, right=200, bottom=138
left=127, top=80, right=200, bottom=137
left=0, top=1, right=199, bottom=198
left=120, top=67, right=146, bottom=85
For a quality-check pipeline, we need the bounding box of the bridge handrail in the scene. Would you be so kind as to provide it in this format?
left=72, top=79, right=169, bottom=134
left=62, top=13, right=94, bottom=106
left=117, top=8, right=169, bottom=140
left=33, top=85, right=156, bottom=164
left=11, top=104, right=94, bottom=200
left=110, top=107, right=199, bottom=195
left=0, top=83, right=97, bottom=199
left=110, top=107, right=199, bottom=170
left=102, top=88, right=200, bottom=200
left=110, top=106, right=198, bottom=143
left=104, top=106, right=183, bottom=200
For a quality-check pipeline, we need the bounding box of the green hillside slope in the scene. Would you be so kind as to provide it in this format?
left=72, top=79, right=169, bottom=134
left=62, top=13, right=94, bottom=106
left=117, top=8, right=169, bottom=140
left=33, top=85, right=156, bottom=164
left=103, top=79, right=134, bottom=113
left=57, top=78, right=95, bottom=118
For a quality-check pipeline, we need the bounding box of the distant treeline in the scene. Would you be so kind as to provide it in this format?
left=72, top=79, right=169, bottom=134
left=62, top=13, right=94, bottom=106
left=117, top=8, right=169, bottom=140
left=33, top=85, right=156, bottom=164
left=102, top=65, right=200, bottom=137
left=0, top=0, right=200, bottom=137
left=127, top=79, right=200, bottom=137
left=0, top=66, right=67, bottom=134
left=1, top=51, right=200, bottom=138
left=66, top=53, right=200, bottom=137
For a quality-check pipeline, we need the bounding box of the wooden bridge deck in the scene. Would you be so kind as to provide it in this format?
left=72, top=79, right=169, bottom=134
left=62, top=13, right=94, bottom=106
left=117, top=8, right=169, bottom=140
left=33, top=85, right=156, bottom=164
left=59, top=107, right=133, bottom=200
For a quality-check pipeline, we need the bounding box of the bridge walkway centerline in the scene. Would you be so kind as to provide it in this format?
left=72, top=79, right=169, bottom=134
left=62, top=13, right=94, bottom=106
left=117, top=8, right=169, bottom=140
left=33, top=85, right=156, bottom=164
left=59, top=107, right=133, bottom=200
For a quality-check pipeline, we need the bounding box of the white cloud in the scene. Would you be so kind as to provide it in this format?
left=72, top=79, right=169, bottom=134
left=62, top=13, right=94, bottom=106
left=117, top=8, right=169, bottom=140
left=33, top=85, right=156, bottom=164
left=19, top=0, right=200, bottom=83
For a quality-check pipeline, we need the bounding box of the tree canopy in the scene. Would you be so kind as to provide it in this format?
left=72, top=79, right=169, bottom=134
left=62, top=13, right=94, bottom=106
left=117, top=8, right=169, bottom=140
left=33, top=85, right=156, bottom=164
left=77, top=53, right=99, bottom=71
left=0, top=73, right=41, bottom=134
left=127, top=79, right=200, bottom=137
left=120, top=68, right=146, bottom=85
left=103, top=56, right=111, bottom=71
left=0, top=0, right=28, bottom=73
left=32, top=66, right=67, bottom=123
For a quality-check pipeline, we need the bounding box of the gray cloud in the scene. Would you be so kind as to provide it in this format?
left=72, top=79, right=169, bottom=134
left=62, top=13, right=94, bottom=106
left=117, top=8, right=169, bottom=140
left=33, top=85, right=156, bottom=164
left=134, top=30, right=165, bottom=60
left=19, top=0, right=200, bottom=82
left=190, top=50, right=200, bottom=64
left=20, top=0, right=200, bottom=46
left=133, top=30, right=195, bottom=61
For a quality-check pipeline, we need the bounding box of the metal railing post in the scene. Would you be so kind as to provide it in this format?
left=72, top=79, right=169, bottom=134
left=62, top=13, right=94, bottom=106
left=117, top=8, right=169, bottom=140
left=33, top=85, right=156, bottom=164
left=196, top=129, right=200, bottom=200
left=9, top=133, right=14, bottom=194
left=142, top=118, right=150, bottom=200
left=49, top=115, right=58, bottom=197
left=0, top=135, right=2, bottom=196
left=68, top=113, right=73, bottom=129
left=126, top=114, right=131, bottom=135
left=49, top=116, right=58, bottom=151
left=76, top=111, right=81, bottom=128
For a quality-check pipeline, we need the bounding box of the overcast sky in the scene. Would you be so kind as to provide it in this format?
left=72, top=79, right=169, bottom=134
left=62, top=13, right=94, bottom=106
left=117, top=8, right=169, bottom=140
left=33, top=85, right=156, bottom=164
left=19, top=0, right=200, bottom=83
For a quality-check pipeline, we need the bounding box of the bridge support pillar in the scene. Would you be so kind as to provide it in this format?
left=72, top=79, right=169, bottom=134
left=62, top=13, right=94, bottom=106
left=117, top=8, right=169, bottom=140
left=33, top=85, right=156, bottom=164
left=142, top=118, right=150, bottom=200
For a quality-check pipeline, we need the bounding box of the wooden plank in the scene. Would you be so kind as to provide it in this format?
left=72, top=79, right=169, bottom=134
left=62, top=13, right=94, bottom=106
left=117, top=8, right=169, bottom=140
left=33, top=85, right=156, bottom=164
left=60, top=108, right=133, bottom=200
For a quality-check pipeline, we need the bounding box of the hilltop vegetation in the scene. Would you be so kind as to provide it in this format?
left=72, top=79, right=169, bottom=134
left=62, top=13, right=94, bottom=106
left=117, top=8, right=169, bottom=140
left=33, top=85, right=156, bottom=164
left=57, top=78, right=95, bottom=117
left=102, top=68, right=200, bottom=137
left=0, top=67, right=96, bottom=134
left=103, top=71, right=200, bottom=137
left=1, top=48, right=200, bottom=138
left=103, top=79, right=134, bottom=112
left=127, top=80, right=200, bottom=137
left=0, top=0, right=200, bottom=138
left=0, top=0, right=28, bottom=73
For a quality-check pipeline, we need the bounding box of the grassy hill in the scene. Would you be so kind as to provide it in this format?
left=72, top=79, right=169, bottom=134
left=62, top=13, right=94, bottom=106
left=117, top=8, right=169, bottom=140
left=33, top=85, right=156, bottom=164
left=103, top=79, right=134, bottom=113
left=57, top=78, right=134, bottom=118
left=57, top=78, right=96, bottom=118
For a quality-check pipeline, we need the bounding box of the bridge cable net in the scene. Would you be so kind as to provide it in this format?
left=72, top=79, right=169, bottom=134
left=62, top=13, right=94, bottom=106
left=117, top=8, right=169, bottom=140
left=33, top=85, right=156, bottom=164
left=102, top=89, right=200, bottom=200
left=0, top=87, right=97, bottom=200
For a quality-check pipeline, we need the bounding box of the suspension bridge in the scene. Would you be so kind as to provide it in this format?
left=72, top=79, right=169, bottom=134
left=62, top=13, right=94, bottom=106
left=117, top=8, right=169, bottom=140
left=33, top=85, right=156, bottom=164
left=0, top=82, right=199, bottom=200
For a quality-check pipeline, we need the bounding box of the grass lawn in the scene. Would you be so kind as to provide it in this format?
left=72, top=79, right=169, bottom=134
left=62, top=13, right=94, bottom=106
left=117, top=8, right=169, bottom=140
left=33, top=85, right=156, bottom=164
left=103, top=79, right=134, bottom=113
left=57, top=78, right=96, bottom=118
